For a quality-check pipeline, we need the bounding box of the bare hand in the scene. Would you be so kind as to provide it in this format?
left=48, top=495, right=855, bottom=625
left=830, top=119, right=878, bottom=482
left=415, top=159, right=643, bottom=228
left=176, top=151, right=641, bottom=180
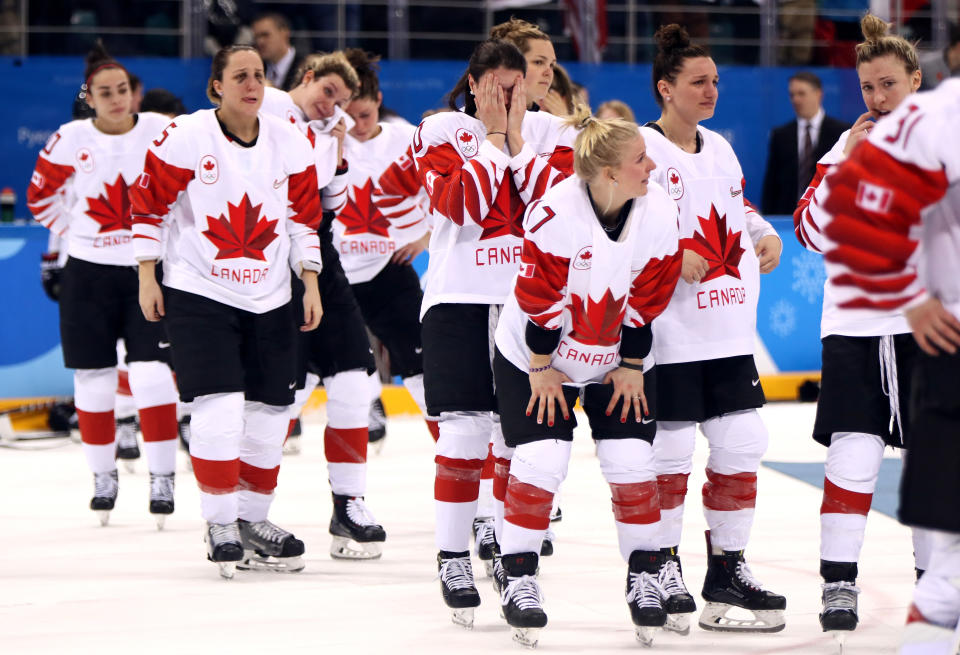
left=755, top=234, right=782, bottom=274
left=331, top=118, right=347, bottom=167
left=842, top=112, right=875, bottom=157
left=538, top=89, right=569, bottom=117
left=301, top=271, right=323, bottom=331
left=906, top=297, right=960, bottom=355
left=472, top=72, right=507, bottom=135
left=602, top=365, right=649, bottom=423
left=526, top=365, right=572, bottom=427
left=681, top=249, right=710, bottom=284
left=138, top=262, right=164, bottom=321
left=507, top=75, right=527, bottom=136
left=391, top=232, right=430, bottom=264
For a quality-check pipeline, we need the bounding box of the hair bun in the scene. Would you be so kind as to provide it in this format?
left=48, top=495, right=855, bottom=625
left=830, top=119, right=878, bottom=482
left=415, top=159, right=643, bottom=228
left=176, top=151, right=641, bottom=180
left=85, top=39, right=113, bottom=69
left=654, top=24, right=691, bottom=54
left=860, top=14, right=891, bottom=42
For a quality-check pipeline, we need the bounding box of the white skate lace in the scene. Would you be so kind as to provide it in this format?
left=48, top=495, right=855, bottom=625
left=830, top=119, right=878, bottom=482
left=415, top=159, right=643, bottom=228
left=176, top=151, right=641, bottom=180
left=475, top=520, right=495, bottom=551
left=879, top=335, right=903, bottom=445
left=209, top=522, right=241, bottom=546
left=248, top=520, right=291, bottom=545
left=369, top=399, right=387, bottom=430
left=149, top=473, right=174, bottom=502
left=116, top=419, right=137, bottom=448
left=345, top=497, right=379, bottom=527
left=439, top=555, right=476, bottom=591
left=93, top=471, right=118, bottom=498
left=735, top=560, right=764, bottom=591
left=822, top=581, right=860, bottom=612
left=503, top=575, right=544, bottom=611
left=627, top=571, right=666, bottom=610
left=658, top=559, right=690, bottom=598
left=544, top=527, right=556, bottom=544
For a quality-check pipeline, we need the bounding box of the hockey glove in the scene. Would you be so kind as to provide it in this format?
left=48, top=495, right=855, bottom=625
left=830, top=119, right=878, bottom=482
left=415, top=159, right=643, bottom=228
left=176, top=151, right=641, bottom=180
left=41, top=252, right=62, bottom=301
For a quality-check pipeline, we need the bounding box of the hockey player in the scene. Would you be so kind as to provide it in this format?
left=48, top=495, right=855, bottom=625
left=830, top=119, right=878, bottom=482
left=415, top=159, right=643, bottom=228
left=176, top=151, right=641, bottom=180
left=793, top=14, right=928, bottom=637
left=259, top=52, right=390, bottom=560
left=493, top=108, right=683, bottom=647
left=26, top=43, right=179, bottom=529
left=131, top=45, right=323, bottom=578
left=414, top=39, right=575, bottom=628
left=639, top=24, right=786, bottom=634
left=817, top=77, right=960, bottom=655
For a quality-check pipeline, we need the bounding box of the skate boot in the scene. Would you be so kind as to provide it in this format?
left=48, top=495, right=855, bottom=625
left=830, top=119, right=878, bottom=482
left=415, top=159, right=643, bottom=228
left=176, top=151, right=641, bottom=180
left=473, top=517, right=497, bottom=576
left=115, top=416, right=140, bottom=473
left=204, top=521, right=244, bottom=579
left=90, top=469, right=119, bottom=526
left=438, top=550, right=481, bottom=629
left=492, top=550, right=507, bottom=595
left=500, top=552, right=547, bottom=648
left=283, top=418, right=302, bottom=455
left=368, top=397, right=387, bottom=453
left=541, top=526, right=556, bottom=557
left=699, top=531, right=786, bottom=633
left=329, top=493, right=386, bottom=559
left=659, top=547, right=697, bottom=635
left=148, top=472, right=175, bottom=530
left=819, top=560, right=859, bottom=639
left=900, top=604, right=960, bottom=655
left=237, top=519, right=305, bottom=572
left=626, top=550, right=668, bottom=646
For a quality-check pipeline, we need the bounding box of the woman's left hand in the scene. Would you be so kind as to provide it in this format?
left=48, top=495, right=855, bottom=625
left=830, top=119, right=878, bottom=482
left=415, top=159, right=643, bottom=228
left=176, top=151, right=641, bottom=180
left=301, top=271, right=323, bottom=331
left=603, top=365, right=648, bottom=423
left=391, top=232, right=430, bottom=264
left=755, top=234, right=781, bottom=274
left=331, top=118, right=347, bottom=167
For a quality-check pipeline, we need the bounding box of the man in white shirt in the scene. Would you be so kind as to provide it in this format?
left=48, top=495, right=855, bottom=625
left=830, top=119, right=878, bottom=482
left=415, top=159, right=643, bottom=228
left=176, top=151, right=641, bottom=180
left=253, top=13, right=304, bottom=92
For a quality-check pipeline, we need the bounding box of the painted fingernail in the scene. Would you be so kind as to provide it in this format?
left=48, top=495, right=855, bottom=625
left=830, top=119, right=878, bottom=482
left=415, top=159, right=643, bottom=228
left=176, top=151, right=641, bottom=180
left=606, top=411, right=611, bottom=416
left=620, top=417, right=626, bottom=424
left=548, top=421, right=554, bottom=427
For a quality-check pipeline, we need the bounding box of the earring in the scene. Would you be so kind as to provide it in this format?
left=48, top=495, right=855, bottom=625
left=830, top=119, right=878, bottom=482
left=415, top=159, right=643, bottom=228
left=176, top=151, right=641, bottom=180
left=612, top=179, right=619, bottom=187
left=665, top=96, right=671, bottom=102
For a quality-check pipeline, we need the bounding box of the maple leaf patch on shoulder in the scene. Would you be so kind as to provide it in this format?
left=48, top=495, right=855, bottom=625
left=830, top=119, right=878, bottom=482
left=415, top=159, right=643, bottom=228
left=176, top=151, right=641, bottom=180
left=340, top=179, right=391, bottom=237
left=202, top=193, right=279, bottom=261
left=85, top=174, right=131, bottom=232
left=567, top=290, right=626, bottom=347
left=455, top=128, right=479, bottom=158
left=684, top=204, right=745, bottom=282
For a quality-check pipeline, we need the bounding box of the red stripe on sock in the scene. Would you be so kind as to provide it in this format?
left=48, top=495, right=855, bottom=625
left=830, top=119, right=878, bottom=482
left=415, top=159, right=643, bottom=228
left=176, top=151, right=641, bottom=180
left=611, top=480, right=661, bottom=524
left=77, top=409, right=115, bottom=445
left=906, top=604, right=929, bottom=625
left=138, top=403, right=177, bottom=442
left=116, top=370, right=132, bottom=396
left=657, top=473, right=689, bottom=510
left=434, top=455, right=484, bottom=502
left=192, top=457, right=240, bottom=494
left=480, top=443, right=495, bottom=480
left=285, top=418, right=296, bottom=441
left=324, top=426, right=368, bottom=463
left=239, top=461, right=280, bottom=494
left=504, top=475, right=554, bottom=531
left=492, top=457, right=511, bottom=502
left=426, top=419, right=440, bottom=442
left=821, top=476, right=873, bottom=516
left=702, top=469, right=757, bottom=511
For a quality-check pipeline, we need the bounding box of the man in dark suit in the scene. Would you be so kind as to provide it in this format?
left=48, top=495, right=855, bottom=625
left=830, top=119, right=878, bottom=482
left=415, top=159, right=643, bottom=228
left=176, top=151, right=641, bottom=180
left=252, top=12, right=305, bottom=92
left=762, top=72, right=849, bottom=215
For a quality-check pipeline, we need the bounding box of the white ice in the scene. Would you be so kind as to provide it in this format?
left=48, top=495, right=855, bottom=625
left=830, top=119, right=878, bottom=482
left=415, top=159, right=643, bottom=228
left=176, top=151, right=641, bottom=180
left=2, top=402, right=915, bottom=654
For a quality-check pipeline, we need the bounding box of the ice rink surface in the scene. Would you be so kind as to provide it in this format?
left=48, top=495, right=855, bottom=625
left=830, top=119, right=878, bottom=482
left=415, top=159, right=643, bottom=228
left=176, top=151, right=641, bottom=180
left=3, top=402, right=916, bottom=654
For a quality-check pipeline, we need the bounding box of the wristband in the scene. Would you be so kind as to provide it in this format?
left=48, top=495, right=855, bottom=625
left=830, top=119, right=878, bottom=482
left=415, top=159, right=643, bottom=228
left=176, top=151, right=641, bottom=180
left=487, top=131, right=506, bottom=136
left=529, top=364, right=552, bottom=374
left=619, top=360, right=644, bottom=372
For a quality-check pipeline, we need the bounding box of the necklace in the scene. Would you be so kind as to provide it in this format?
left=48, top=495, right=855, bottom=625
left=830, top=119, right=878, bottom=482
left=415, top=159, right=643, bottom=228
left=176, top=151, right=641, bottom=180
left=601, top=216, right=624, bottom=232
left=656, top=119, right=700, bottom=153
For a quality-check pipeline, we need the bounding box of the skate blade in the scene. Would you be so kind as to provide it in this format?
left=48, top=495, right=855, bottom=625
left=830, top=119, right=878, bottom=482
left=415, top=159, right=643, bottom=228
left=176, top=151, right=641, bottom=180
left=330, top=535, right=383, bottom=560
left=483, top=559, right=494, bottom=577
left=664, top=613, right=692, bottom=635
left=155, top=514, right=166, bottom=531
left=96, top=510, right=111, bottom=527
left=698, top=603, right=786, bottom=633
left=451, top=607, right=475, bottom=630
left=121, top=460, right=136, bottom=474
left=830, top=631, right=848, bottom=654
left=216, top=562, right=237, bottom=579
left=237, top=551, right=305, bottom=573
left=511, top=627, right=540, bottom=648
left=282, top=437, right=301, bottom=456
left=635, top=626, right=660, bottom=647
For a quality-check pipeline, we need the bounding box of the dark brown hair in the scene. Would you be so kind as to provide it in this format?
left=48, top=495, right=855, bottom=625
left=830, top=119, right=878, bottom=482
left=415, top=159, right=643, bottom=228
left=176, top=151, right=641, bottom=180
left=446, top=39, right=527, bottom=115
left=789, top=71, right=822, bottom=90
left=344, top=48, right=381, bottom=102
left=652, top=24, right=709, bottom=108
left=206, top=45, right=262, bottom=105
left=83, top=40, right=127, bottom=87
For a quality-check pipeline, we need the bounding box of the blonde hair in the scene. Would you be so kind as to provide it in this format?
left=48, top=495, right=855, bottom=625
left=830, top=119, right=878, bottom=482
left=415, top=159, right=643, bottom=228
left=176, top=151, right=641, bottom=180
left=856, top=14, right=919, bottom=74
left=564, top=105, right=639, bottom=182
left=294, top=51, right=361, bottom=97
left=596, top=100, right=636, bottom=123
left=489, top=17, right=550, bottom=55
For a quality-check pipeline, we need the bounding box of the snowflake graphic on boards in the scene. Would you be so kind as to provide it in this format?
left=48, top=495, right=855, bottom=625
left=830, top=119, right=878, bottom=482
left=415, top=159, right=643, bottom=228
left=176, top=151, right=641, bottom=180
left=769, top=299, right=797, bottom=338
left=791, top=250, right=827, bottom=304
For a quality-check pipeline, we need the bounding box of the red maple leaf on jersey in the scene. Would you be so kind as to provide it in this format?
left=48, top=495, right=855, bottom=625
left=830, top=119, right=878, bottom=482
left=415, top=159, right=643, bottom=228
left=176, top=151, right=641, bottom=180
left=202, top=194, right=279, bottom=261
left=567, top=290, right=626, bottom=347
left=85, top=174, right=131, bottom=232
left=339, top=179, right=391, bottom=237
left=685, top=204, right=745, bottom=281
left=203, top=160, right=215, bottom=171
left=479, top=183, right=525, bottom=240
left=669, top=171, right=679, bottom=185
left=459, top=132, right=473, bottom=144
left=79, top=152, right=89, bottom=161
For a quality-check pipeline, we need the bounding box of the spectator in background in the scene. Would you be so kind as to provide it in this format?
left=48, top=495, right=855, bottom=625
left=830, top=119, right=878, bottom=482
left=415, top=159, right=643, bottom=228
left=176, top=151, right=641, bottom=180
left=919, top=23, right=960, bottom=89
left=778, top=0, right=816, bottom=65
left=253, top=12, right=304, bottom=91
left=762, top=72, right=848, bottom=215
left=129, top=73, right=143, bottom=113
left=140, top=88, right=187, bottom=118
left=596, top=99, right=635, bottom=122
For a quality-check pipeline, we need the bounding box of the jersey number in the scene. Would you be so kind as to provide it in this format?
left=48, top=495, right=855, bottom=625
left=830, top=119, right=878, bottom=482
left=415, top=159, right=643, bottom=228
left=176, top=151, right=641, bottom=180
left=528, top=205, right=556, bottom=233
left=884, top=104, right=921, bottom=149
left=152, top=122, right=178, bottom=147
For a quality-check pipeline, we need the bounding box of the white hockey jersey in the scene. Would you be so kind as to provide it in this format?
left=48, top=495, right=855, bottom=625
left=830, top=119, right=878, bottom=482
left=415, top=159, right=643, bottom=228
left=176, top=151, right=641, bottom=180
left=130, top=109, right=323, bottom=314
left=27, top=112, right=171, bottom=266
left=639, top=125, right=779, bottom=365
left=794, top=128, right=912, bottom=338
left=413, top=109, right=576, bottom=317
left=496, top=176, right=682, bottom=384
left=332, top=123, right=430, bottom=284
left=823, top=79, right=960, bottom=323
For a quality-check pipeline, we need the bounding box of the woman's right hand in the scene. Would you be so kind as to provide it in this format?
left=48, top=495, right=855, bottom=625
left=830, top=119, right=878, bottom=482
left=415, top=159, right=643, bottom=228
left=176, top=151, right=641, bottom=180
left=138, top=262, right=164, bottom=322
left=681, top=249, right=710, bottom=284
left=842, top=111, right=875, bottom=158
left=473, top=72, right=507, bottom=136
left=525, top=363, right=571, bottom=427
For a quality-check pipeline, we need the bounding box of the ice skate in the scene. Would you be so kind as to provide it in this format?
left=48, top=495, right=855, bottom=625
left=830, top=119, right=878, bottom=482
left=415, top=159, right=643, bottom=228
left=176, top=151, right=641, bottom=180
left=178, top=415, right=192, bottom=470
left=368, top=397, right=387, bottom=453
left=819, top=561, right=859, bottom=636
left=626, top=550, right=668, bottom=647
left=500, top=552, right=547, bottom=648
left=115, top=416, right=139, bottom=473
left=658, top=548, right=696, bottom=635
left=149, top=472, right=174, bottom=530
left=899, top=605, right=960, bottom=655
left=329, top=493, right=386, bottom=559
left=90, top=469, right=118, bottom=526
left=204, top=521, right=243, bottom=579
left=473, top=517, right=497, bottom=576
left=283, top=418, right=302, bottom=456
left=237, top=519, right=305, bottom=572
left=492, top=551, right=507, bottom=595
left=437, top=550, right=481, bottom=629
left=699, top=531, right=786, bottom=633
left=540, top=527, right=556, bottom=557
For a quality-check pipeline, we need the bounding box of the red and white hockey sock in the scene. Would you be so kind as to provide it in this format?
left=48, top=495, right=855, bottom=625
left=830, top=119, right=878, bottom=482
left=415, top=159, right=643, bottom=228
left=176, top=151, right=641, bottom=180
left=913, top=530, right=960, bottom=628
left=323, top=370, right=369, bottom=496
left=914, top=527, right=934, bottom=572
left=500, top=440, right=569, bottom=556
left=434, top=411, right=491, bottom=552
left=75, top=368, right=118, bottom=474
left=190, top=392, right=244, bottom=524
left=237, top=401, right=288, bottom=523
left=128, top=361, right=178, bottom=475
left=476, top=442, right=495, bottom=519
left=598, top=439, right=661, bottom=560
left=652, top=420, right=697, bottom=548
left=491, top=423, right=514, bottom=543
left=402, top=374, right=440, bottom=441
left=285, top=373, right=319, bottom=444
left=656, top=473, right=690, bottom=547
left=115, top=367, right=137, bottom=420
left=820, top=432, right=884, bottom=563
